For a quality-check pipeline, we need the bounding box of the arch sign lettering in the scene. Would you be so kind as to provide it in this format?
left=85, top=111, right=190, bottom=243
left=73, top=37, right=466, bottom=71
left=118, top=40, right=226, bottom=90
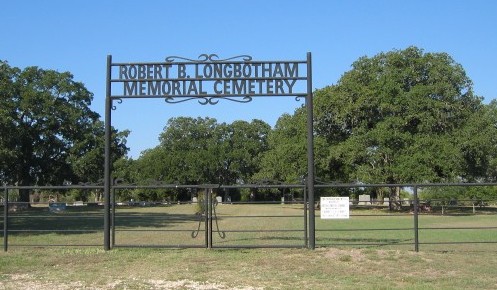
left=103, top=53, right=316, bottom=249
left=110, top=54, right=308, bottom=103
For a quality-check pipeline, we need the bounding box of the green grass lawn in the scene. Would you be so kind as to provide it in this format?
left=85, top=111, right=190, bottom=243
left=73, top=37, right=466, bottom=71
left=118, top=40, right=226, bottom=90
left=2, top=203, right=496, bottom=251
left=1, top=204, right=497, bottom=289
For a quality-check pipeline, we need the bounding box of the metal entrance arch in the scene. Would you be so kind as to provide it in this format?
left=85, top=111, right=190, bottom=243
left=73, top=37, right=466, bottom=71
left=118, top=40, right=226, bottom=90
left=103, top=53, right=315, bottom=250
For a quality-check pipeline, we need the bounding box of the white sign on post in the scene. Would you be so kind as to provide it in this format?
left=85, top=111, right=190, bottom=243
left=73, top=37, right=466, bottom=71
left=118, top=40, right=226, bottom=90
left=320, top=197, right=350, bottom=219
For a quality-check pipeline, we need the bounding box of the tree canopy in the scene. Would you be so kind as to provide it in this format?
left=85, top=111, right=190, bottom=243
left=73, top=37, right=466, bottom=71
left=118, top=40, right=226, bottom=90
left=311, top=46, right=496, bottom=208
left=0, top=61, right=128, bottom=201
left=314, top=46, right=493, bottom=183
left=133, top=117, right=270, bottom=186
left=114, top=46, right=497, bottom=203
left=3, top=46, right=497, bottom=205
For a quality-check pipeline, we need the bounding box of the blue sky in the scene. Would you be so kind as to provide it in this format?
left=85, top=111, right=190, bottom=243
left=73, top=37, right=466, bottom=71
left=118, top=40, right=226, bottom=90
left=2, top=1, right=496, bottom=158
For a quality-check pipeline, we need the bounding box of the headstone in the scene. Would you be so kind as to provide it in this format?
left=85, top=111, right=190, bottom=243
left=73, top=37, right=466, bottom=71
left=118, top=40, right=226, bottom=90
left=192, top=197, right=198, bottom=203
left=358, top=194, right=371, bottom=205
left=216, top=196, right=222, bottom=204
left=383, top=197, right=390, bottom=206
left=49, top=202, right=66, bottom=212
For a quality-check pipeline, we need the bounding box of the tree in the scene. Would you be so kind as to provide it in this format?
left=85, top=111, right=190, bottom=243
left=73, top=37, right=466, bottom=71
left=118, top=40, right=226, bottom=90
left=486, top=103, right=497, bottom=182
left=222, top=119, right=271, bottom=184
left=253, top=106, right=334, bottom=200
left=255, top=106, right=331, bottom=184
left=314, top=47, right=492, bottom=209
left=69, top=120, right=129, bottom=183
left=133, top=117, right=271, bottom=200
left=0, top=61, right=128, bottom=201
left=456, top=100, right=497, bottom=182
left=154, top=117, right=226, bottom=185
left=255, top=108, right=308, bottom=183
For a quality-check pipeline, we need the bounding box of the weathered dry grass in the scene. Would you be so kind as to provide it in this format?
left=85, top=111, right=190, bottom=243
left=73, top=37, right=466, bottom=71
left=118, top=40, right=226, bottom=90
left=1, top=247, right=497, bottom=289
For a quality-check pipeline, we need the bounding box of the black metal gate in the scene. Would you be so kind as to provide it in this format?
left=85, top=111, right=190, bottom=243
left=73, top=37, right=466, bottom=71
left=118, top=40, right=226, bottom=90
left=110, top=184, right=308, bottom=249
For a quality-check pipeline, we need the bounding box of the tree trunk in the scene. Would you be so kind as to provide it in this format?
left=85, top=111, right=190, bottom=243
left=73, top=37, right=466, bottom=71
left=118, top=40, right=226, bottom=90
left=18, top=177, right=33, bottom=204
left=16, top=157, right=35, bottom=204
left=19, top=188, right=31, bottom=203
left=388, top=187, right=402, bottom=211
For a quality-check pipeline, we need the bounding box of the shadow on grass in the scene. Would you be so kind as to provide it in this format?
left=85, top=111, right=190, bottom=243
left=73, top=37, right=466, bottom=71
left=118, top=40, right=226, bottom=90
left=212, top=233, right=306, bottom=247
left=212, top=235, right=411, bottom=247
left=318, top=239, right=417, bottom=250
left=350, top=206, right=497, bottom=215
left=317, top=237, right=413, bottom=244
left=2, top=205, right=200, bottom=236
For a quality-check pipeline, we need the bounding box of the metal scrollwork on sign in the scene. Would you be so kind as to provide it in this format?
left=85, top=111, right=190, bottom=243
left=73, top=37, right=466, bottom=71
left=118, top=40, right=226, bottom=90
left=222, top=96, right=253, bottom=104
left=198, top=98, right=219, bottom=105
left=164, top=97, right=201, bottom=104
left=295, top=96, right=304, bottom=102
left=165, top=96, right=253, bottom=105
left=164, top=96, right=220, bottom=105
left=165, top=54, right=252, bottom=63
left=111, top=98, right=122, bottom=110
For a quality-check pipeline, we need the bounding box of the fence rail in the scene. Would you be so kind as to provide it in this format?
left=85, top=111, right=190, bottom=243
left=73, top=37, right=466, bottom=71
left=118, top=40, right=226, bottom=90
left=1, top=183, right=496, bottom=252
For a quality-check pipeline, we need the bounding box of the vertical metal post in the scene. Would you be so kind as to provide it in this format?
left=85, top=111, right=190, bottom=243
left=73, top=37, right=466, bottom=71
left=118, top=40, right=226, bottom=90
left=306, top=52, right=315, bottom=249
left=303, top=184, right=308, bottom=248
left=207, top=188, right=213, bottom=249
left=104, top=55, right=112, bottom=251
left=413, top=185, right=419, bottom=252
left=204, top=190, right=209, bottom=248
left=3, top=185, right=8, bottom=252
left=111, top=186, right=116, bottom=247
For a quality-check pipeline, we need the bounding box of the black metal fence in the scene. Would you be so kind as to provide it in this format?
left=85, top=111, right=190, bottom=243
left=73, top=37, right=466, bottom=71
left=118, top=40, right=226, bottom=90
left=2, top=185, right=105, bottom=251
left=315, top=183, right=497, bottom=252
left=1, top=183, right=496, bottom=252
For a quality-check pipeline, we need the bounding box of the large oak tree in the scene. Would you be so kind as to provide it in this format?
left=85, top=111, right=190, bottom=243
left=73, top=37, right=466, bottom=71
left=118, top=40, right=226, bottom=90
left=0, top=61, right=128, bottom=201
left=314, top=47, right=495, bottom=209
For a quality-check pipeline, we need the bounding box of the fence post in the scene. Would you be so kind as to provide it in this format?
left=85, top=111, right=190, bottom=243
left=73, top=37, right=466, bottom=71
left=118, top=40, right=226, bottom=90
left=204, top=189, right=209, bottom=248
left=111, top=186, right=116, bottom=248
left=3, top=185, right=8, bottom=252
left=413, top=185, right=419, bottom=252
left=306, top=52, right=315, bottom=250
left=303, top=184, right=308, bottom=248
left=207, top=188, right=213, bottom=249
left=103, top=54, right=112, bottom=251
